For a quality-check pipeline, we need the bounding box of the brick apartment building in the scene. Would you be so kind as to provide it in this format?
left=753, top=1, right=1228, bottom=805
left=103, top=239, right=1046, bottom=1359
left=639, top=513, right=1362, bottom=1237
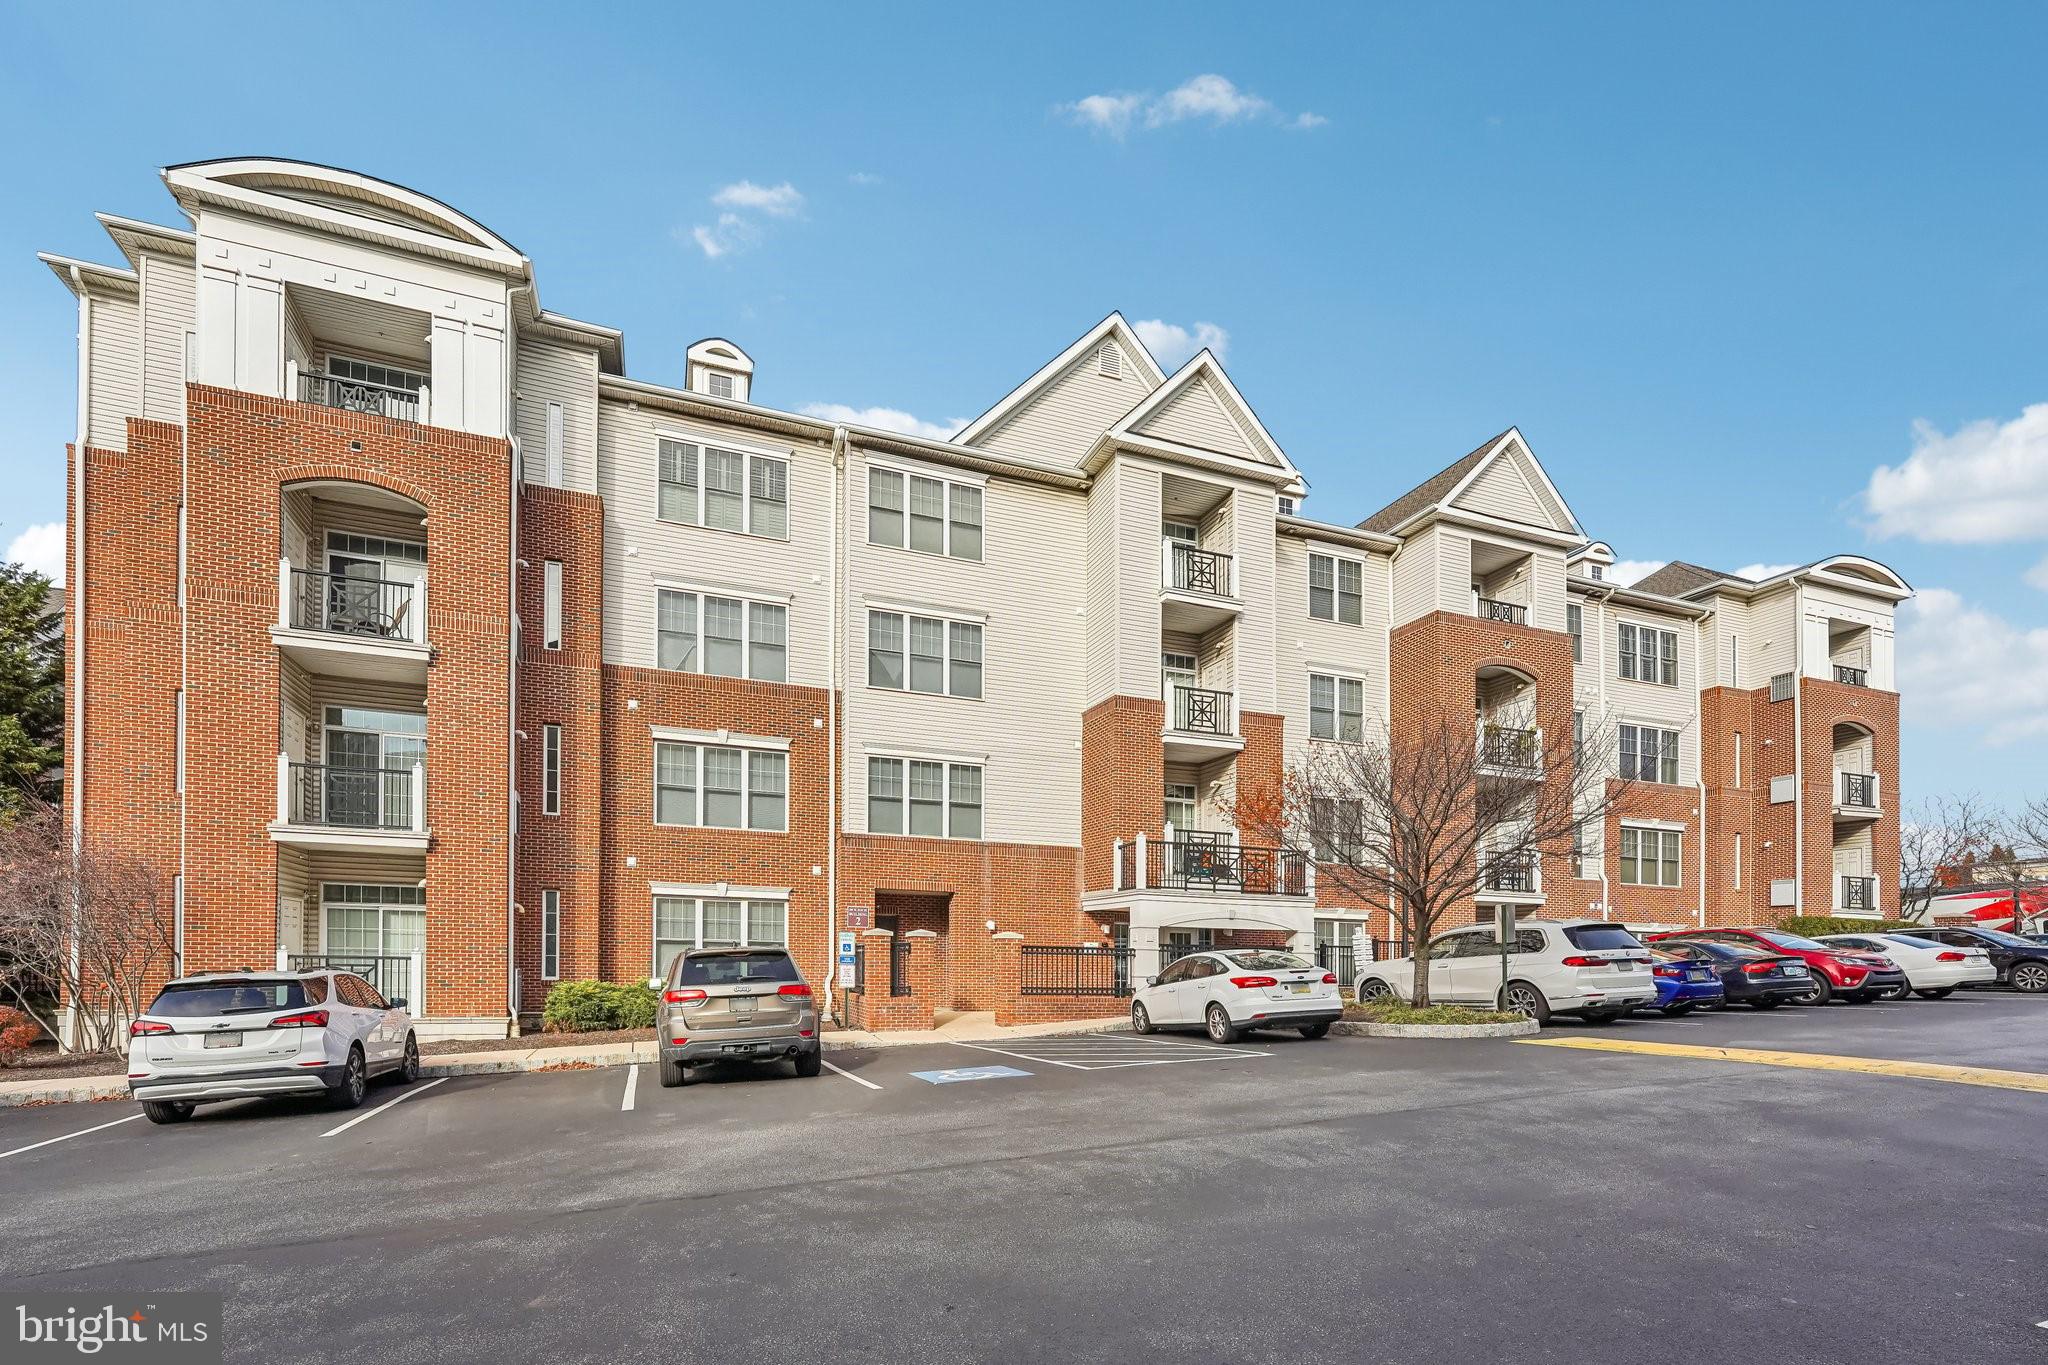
left=44, top=159, right=1912, bottom=1037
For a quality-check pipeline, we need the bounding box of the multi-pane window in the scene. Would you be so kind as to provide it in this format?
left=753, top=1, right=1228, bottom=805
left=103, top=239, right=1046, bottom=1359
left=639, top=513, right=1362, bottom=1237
left=867, top=757, right=982, bottom=839
left=1164, top=782, right=1197, bottom=832
left=329, top=355, right=428, bottom=393
left=1567, top=602, right=1583, bottom=663
left=654, top=742, right=788, bottom=831
left=867, top=611, right=982, bottom=698
left=1308, top=553, right=1363, bottom=625
left=1308, top=796, right=1365, bottom=863
left=867, top=466, right=983, bottom=560
left=540, top=890, right=560, bottom=980
left=1617, top=622, right=1678, bottom=685
left=656, top=437, right=789, bottom=539
left=1619, top=825, right=1683, bottom=887
left=543, top=560, right=563, bottom=650
left=542, top=724, right=561, bottom=815
left=656, top=590, right=787, bottom=683
left=652, top=896, right=788, bottom=976
left=1309, top=674, right=1365, bottom=742
left=1619, top=724, right=1680, bottom=785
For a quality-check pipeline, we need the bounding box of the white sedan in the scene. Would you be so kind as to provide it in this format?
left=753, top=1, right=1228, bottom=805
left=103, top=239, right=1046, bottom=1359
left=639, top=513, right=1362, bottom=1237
left=1130, top=949, right=1341, bottom=1043
left=1817, top=933, right=1996, bottom=999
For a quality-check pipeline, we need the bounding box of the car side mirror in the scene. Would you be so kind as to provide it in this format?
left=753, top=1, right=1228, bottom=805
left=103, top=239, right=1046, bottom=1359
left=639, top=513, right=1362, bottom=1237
left=1145, top=976, right=1159, bottom=987
left=387, top=997, right=408, bottom=1010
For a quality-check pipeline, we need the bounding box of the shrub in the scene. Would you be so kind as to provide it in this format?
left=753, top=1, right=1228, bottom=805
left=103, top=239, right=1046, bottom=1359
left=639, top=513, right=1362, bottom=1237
left=540, top=980, right=659, bottom=1033
left=1346, top=998, right=1524, bottom=1026
left=1777, top=916, right=1919, bottom=939
left=0, top=1006, right=42, bottom=1061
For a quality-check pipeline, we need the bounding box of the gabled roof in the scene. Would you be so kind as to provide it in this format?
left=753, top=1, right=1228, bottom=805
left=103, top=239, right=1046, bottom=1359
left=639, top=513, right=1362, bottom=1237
left=954, top=312, right=1166, bottom=453
left=1357, top=426, right=1580, bottom=539
left=1101, top=349, right=1302, bottom=486
left=1359, top=431, right=1505, bottom=533
left=1633, top=555, right=1912, bottom=602
left=1631, top=561, right=1733, bottom=597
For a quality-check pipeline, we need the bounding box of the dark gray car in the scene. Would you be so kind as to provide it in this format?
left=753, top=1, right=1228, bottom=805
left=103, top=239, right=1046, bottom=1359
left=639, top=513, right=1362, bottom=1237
left=656, top=947, right=821, bottom=1087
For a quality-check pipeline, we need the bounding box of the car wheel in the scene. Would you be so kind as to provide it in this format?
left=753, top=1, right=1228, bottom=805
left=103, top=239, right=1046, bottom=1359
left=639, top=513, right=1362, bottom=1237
left=327, top=1047, right=368, bottom=1110
left=1749, top=998, right=1782, bottom=1010
left=1914, top=987, right=1955, bottom=1000
left=2011, top=961, right=2048, bottom=993
left=1502, top=980, right=1551, bottom=1025
left=141, top=1100, right=194, bottom=1125
left=1879, top=980, right=1912, bottom=1002
left=1205, top=1003, right=1239, bottom=1045
left=1580, top=1008, right=1623, bottom=1025
left=1357, top=978, right=1395, bottom=1002
left=1794, top=972, right=1833, bottom=1007
left=394, top=1033, right=421, bottom=1084
left=658, top=1055, right=688, bottom=1088
left=1298, top=1022, right=1331, bottom=1039
left=1660, top=1003, right=1695, bottom=1017
left=1130, top=1001, right=1154, bottom=1035
left=793, top=1047, right=822, bottom=1078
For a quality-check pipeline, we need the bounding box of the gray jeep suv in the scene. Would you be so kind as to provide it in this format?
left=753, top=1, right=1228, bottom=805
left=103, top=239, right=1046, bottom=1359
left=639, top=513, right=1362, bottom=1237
left=656, top=947, right=821, bottom=1087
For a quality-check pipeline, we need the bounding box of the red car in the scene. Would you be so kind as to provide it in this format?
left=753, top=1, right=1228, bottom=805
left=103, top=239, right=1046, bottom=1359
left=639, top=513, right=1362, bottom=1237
left=1648, top=927, right=1907, bottom=1006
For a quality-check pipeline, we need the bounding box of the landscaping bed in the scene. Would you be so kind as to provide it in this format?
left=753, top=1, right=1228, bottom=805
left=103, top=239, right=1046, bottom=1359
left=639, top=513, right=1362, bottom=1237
left=1336, top=998, right=1539, bottom=1039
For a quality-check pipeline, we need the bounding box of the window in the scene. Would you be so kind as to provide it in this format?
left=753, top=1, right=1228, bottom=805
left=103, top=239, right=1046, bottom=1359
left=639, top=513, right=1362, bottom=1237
left=867, top=610, right=981, bottom=698
left=656, top=590, right=786, bottom=683
left=1567, top=602, right=1583, bottom=663
left=654, top=742, right=787, bottom=831
left=1619, top=724, right=1680, bottom=784
left=542, top=724, right=561, bottom=815
left=1619, top=825, right=1683, bottom=887
left=1573, top=709, right=1585, bottom=764
left=1164, top=782, right=1196, bottom=832
left=656, top=437, right=789, bottom=539
left=1571, top=816, right=1600, bottom=879
left=1617, top=622, right=1679, bottom=685
left=1277, top=496, right=1297, bottom=517
left=1308, top=796, right=1364, bottom=863
left=540, top=890, right=560, bottom=980
left=1732, top=833, right=1743, bottom=890
left=867, top=465, right=983, bottom=560
left=1309, top=673, right=1364, bottom=742
left=652, top=896, right=789, bottom=977
left=329, top=355, right=427, bottom=393
left=1308, top=553, right=1363, bottom=625
left=545, top=402, right=564, bottom=486
left=543, top=560, right=563, bottom=650
left=867, top=757, right=983, bottom=839
left=1732, top=732, right=1743, bottom=788
left=707, top=371, right=735, bottom=400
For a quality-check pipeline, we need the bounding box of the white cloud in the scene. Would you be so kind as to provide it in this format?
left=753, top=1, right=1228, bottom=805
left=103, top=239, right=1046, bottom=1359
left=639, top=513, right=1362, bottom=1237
left=798, top=403, right=966, bottom=442
left=1733, top=562, right=1800, bottom=582
left=688, top=213, right=755, bottom=260
left=1132, top=319, right=1229, bottom=370
left=1060, top=75, right=1323, bottom=138
left=848, top=171, right=883, bottom=186
left=2026, top=555, right=2048, bottom=592
left=1897, top=587, right=2048, bottom=744
left=1608, top=559, right=1666, bottom=587
left=710, top=180, right=805, bottom=217
left=6, top=522, right=63, bottom=584
left=1863, top=403, right=2048, bottom=544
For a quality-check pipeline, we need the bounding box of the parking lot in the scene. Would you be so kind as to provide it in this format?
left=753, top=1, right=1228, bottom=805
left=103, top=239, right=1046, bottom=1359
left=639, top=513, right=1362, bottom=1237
left=3, top=993, right=2045, bottom=1363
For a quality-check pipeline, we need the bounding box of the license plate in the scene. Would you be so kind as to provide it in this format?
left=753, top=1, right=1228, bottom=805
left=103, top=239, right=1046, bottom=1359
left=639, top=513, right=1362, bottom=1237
left=1288, top=983, right=1313, bottom=994
left=1689, top=971, right=1711, bottom=982
left=203, top=1032, right=242, bottom=1049
left=1782, top=965, right=1808, bottom=977
left=730, top=996, right=755, bottom=1014
left=1616, top=961, right=1636, bottom=971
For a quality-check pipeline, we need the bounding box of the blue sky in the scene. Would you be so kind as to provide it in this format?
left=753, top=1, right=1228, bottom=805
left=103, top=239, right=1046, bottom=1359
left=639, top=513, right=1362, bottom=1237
left=3, top=2, right=2045, bottom=806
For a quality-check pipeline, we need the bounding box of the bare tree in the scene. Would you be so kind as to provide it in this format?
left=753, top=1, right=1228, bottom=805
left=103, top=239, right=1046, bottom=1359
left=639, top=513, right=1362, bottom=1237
left=0, top=801, right=177, bottom=1055
left=1894, top=793, right=1996, bottom=924
left=1233, top=710, right=1630, bottom=1007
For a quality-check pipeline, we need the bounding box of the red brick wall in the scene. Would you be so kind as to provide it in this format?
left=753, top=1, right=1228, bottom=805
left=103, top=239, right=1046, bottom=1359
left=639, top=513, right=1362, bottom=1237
left=1603, top=782, right=1702, bottom=926
left=1799, top=676, right=1901, bottom=917
left=1081, top=695, right=1164, bottom=890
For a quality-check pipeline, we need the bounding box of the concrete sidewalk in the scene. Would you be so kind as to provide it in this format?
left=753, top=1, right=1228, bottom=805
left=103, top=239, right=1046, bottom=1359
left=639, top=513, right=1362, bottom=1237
left=0, top=1012, right=1129, bottom=1108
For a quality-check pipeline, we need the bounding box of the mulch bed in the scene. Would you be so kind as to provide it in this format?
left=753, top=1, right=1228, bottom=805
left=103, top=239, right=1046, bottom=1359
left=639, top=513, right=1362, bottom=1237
left=1, top=1047, right=128, bottom=1082
left=423, top=1027, right=654, bottom=1055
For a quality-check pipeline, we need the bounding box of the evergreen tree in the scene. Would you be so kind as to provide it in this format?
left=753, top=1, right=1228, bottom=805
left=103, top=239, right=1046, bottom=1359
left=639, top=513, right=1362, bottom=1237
left=0, top=561, right=63, bottom=816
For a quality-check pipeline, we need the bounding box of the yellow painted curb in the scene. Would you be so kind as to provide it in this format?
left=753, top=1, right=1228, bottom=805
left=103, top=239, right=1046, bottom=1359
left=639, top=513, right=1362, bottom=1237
left=1515, top=1037, right=2048, bottom=1095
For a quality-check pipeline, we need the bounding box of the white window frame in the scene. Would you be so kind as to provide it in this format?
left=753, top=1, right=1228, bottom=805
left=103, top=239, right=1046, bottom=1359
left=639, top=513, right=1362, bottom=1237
left=654, top=432, right=790, bottom=541
left=1308, top=552, right=1364, bottom=626
left=655, top=587, right=789, bottom=683
left=540, top=889, right=560, bottom=980
left=1732, top=731, right=1743, bottom=788
left=1617, top=621, right=1679, bottom=686
left=543, top=559, right=563, bottom=650
left=1618, top=823, right=1684, bottom=887
left=651, top=891, right=789, bottom=977
left=1619, top=723, right=1681, bottom=785
left=542, top=724, right=562, bottom=815
left=1308, top=671, right=1366, bottom=743
left=544, top=402, right=564, bottom=486
left=653, top=739, right=789, bottom=832
left=865, top=755, right=984, bottom=840
left=1567, top=602, right=1584, bottom=663
left=865, top=460, right=985, bottom=562
left=1732, top=833, right=1743, bottom=890
left=866, top=607, right=983, bottom=699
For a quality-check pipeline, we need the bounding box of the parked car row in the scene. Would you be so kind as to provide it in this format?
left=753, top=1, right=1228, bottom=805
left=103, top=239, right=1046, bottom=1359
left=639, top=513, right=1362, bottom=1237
left=1349, top=918, right=2048, bottom=1025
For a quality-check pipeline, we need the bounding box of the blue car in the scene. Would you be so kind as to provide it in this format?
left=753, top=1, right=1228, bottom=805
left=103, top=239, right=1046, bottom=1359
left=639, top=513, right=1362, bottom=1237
left=1643, top=947, right=1725, bottom=1016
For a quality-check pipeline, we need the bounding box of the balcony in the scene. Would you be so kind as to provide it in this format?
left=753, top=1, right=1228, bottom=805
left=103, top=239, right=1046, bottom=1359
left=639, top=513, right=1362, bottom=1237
left=271, top=559, right=431, bottom=683
left=1834, top=771, right=1882, bottom=820
left=1159, top=541, right=1239, bottom=632
left=1480, top=850, right=1544, bottom=902
left=1114, top=835, right=1310, bottom=897
left=1476, top=597, right=1528, bottom=627
left=296, top=368, right=425, bottom=422
left=1477, top=723, right=1543, bottom=777
left=1833, top=664, right=1869, bottom=687
left=1163, top=684, right=1242, bottom=762
left=269, top=757, right=429, bottom=852
left=1839, top=875, right=1878, bottom=915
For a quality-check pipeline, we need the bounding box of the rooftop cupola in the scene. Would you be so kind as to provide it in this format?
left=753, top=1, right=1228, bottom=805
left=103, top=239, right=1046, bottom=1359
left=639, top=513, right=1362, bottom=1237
left=686, top=337, right=754, bottom=403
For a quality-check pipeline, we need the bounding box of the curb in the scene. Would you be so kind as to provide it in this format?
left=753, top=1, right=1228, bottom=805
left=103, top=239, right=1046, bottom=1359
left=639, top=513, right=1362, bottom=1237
left=1332, top=1018, right=1539, bottom=1039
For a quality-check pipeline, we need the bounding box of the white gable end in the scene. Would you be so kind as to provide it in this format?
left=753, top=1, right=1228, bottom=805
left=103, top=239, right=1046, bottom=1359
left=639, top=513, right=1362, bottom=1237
left=1132, top=371, right=1276, bottom=466
left=973, top=346, right=1156, bottom=466
left=1450, top=438, right=1575, bottom=533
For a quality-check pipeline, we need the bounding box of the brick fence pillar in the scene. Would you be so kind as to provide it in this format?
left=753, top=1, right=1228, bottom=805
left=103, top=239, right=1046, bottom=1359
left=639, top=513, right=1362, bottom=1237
left=990, top=931, right=1025, bottom=1027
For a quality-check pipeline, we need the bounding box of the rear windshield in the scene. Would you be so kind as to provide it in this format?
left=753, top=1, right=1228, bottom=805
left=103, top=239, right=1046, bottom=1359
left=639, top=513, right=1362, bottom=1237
left=1881, top=934, right=1942, bottom=950
left=675, top=951, right=800, bottom=986
left=1222, top=951, right=1311, bottom=970
left=1562, top=925, right=1646, bottom=951
left=1971, top=927, right=2040, bottom=949
left=1757, top=930, right=1826, bottom=951
left=1690, top=940, right=1769, bottom=960
left=147, top=980, right=315, bottom=1017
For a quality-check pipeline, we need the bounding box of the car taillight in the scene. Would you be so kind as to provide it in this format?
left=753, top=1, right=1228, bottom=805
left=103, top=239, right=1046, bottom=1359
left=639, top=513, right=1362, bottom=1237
left=1229, top=975, right=1279, bottom=989
left=129, top=1019, right=172, bottom=1037
left=1653, top=965, right=1680, bottom=978
left=1936, top=951, right=1966, bottom=962
left=1742, top=962, right=1778, bottom=976
left=1321, top=973, right=1337, bottom=984
left=1560, top=955, right=1609, bottom=968
left=778, top=983, right=813, bottom=998
left=664, top=988, right=707, bottom=1004
left=268, top=1010, right=329, bottom=1028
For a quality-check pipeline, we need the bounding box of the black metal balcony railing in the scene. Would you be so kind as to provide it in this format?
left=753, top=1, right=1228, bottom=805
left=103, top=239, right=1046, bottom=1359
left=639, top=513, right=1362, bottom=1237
left=1476, top=597, right=1527, bottom=626
left=1168, top=685, right=1233, bottom=737
left=1481, top=851, right=1539, bottom=894
left=1834, top=664, right=1869, bottom=687
left=288, top=762, right=421, bottom=831
left=1019, top=945, right=1136, bottom=998
left=287, top=954, right=416, bottom=1006
left=289, top=567, right=419, bottom=641
left=299, top=371, right=421, bottom=421
left=1839, top=772, right=1878, bottom=809
left=1151, top=840, right=1310, bottom=895
left=1841, top=875, right=1877, bottom=913
left=1479, top=724, right=1541, bottom=773
left=1165, top=542, right=1235, bottom=598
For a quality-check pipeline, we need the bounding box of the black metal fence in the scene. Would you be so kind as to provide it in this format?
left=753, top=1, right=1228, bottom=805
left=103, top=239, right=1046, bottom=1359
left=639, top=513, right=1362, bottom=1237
left=288, top=953, right=414, bottom=1004
left=1167, top=543, right=1234, bottom=597
left=1834, top=664, right=1869, bottom=687
left=1840, top=772, right=1877, bottom=808
left=287, top=762, right=419, bottom=830
left=1168, top=685, right=1233, bottom=736
left=1476, top=597, right=1527, bottom=625
left=1841, top=876, right=1877, bottom=913
left=1479, top=724, right=1540, bottom=773
left=1481, top=851, right=1539, bottom=893
left=290, top=567, right=418, bottom=641
left=1151, top=840, right=1310, bottom=895
left=1019, top=945, right=1135, bottom=997
left=299, top=370, right=421, bottom=421
left=889, top=938, right=910, bottom=997
left=1313, top=942, right=1357, bottom=986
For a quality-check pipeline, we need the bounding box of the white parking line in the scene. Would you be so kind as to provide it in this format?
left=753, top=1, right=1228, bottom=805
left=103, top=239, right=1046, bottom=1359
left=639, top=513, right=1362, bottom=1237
left=620, top=1064, right=639, bottom=1112
left=320, top=1077, right=446, bottom=1138
left=821, top=1058, right=882, bottom=1090
left=0, top=1112, right=143, bottom=1161
left=948, top=1036, right=1272, bottom=1072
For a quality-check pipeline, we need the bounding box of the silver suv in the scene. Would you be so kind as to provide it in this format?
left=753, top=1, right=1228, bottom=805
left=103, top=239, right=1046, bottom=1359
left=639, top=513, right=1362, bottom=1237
left=656, top=948, right=820, bottom=1087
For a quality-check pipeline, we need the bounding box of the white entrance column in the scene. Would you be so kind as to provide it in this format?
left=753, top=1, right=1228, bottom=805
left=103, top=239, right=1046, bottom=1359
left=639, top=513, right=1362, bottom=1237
left=1128, top=923, right=1162, bottom=981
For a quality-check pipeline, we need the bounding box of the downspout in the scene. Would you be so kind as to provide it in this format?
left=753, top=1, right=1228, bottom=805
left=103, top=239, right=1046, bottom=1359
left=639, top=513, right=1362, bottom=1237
left=67, top=268, right=90, bottom=1051
left=1592, top=584, right=1615, bottom=923
left=1694, top=615, right=1707, bottom=926
left=507, top=431, right=522, bottom=1034
left=1791, top=584, right=1805, bottom=917
left=823, top=425, right=847, bottom=1021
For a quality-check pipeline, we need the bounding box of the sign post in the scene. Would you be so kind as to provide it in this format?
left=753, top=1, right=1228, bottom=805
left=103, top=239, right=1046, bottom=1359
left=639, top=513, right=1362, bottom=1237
left=836, top=930, right=858, bottom=990
left=1495, top=903, right=1516, bottom=1011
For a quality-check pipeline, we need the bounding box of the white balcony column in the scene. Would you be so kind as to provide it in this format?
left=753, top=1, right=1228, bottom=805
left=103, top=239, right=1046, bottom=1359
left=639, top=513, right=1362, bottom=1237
left=409, top=949, right=426, bottom=1015
left=284, top=358, right=298, bottom=399
left=275, top=946, right=289, bottom=971
left=410, top=763, right=426, bottom=834
left=1112, top=838, right=1126, bottom=891
left=275, top=752, right=291, bottom=823
left=413, top=576, right=429, bottom=645
left=277, top=556, right=293, bottom=629
left=1135, top=831, right=1149, bottom=890
left=418, top=383, right=432, bottom=423
left=1160, top=538, right=1175, bottom=591
left=1305, top=858, right=1317, bottom=896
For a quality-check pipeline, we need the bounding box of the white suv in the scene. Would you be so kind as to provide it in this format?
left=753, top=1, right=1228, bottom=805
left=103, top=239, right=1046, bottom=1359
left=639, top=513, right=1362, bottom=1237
left=127, top=970, right=419, bottom=1124
left=1353, top=919, right=1658, bottom=1024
